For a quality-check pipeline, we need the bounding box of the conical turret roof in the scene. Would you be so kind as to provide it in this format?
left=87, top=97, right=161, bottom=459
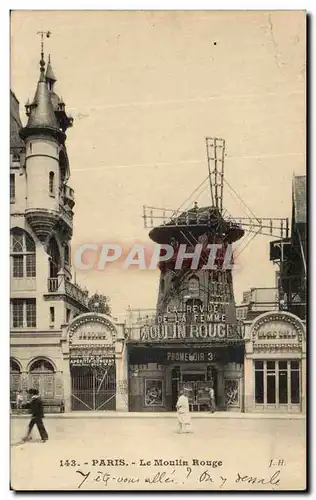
left=27, top=64, right=58, bottom=129
left=45, top=55, right=57, bottom=82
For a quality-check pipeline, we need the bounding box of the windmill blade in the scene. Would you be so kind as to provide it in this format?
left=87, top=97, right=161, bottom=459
left=206, top=137, right=225, bottom=212
left=227, top=217, right=289, bottom=239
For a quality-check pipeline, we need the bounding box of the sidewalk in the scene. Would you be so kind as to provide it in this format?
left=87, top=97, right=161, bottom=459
left=11, top=411, right=305, bottom=419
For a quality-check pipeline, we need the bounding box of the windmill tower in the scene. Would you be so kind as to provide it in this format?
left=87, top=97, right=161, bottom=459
left=143, top=138, right=289, bottom=327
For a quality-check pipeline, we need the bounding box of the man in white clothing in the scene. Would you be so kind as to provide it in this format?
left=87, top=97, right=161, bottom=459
left=176, top=388, right=193, bottom=433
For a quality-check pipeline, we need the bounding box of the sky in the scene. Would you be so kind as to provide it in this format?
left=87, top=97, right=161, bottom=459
left=10, top=10, right=306, bottom=318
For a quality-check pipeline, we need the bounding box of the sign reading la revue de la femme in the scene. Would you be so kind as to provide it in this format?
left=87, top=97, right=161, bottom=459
left=139, top=304, right=245, bottom=342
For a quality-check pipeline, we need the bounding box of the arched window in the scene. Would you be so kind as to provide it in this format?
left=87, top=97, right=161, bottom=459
left=10, top=358, right=21, bottom=394
left=49, top=171, right=55, bottom=195
left=188, top=276, right=200, bottom=298
left=11, top=228, right=36, bottom=278
left=59, top=150, right=69, bottom=184
left=29, top=358, right=55, bottom=399
left=48, top=237, right=61, bottom=278
left=64, top=245, right=70, bottom=265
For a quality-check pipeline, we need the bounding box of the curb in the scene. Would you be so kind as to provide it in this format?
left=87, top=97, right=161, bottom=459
left=11, top=412, right=305, bottom=420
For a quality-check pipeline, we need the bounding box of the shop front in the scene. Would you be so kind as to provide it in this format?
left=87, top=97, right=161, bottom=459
left=127, top=323, right=245, bottom=412
left=244, top=311, right=306, bottom=413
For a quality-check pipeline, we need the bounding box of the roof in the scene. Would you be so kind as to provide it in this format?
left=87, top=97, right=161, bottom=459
left=45, top=59, right=57, bottom=82
left=23, top=67, right=58, bottom=131
left=293, top=176, right=306, bottom=224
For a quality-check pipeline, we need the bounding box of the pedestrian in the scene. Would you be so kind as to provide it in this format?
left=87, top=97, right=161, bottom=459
left=22, top=389, right=48, bottom=443
left=209, top=384, right=216, bottom=413
left=176, top=388, right=193, bottom=434
left=16, top=390, right=23, bottom=410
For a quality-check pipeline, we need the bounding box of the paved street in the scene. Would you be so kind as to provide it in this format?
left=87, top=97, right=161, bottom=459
left=11, top=415, right=306, bottom=491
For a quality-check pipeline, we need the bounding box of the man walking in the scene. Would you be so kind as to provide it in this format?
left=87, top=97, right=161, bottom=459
left=176, top=387, right=193, bottom=433
left=22, top=389, right=48, bottom=443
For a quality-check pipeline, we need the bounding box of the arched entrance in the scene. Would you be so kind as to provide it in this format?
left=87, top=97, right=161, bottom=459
left=67, top=313, right=117, bottom=411
left=10, top=358, right=21, bottom=392
left=29, top=358, right=55, bottom=398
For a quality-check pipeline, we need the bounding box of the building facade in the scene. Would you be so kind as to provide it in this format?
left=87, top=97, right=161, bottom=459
left=10, top=54, right=89, bottom=410
left=10, top=50, right=306, bottom=415
left=236, top=286, right=279, bottom=322
left=125, top=308, right=306, bottom=413
left=270, top=175, right=306, bottom=321
left=244, top=310, right=306, bottom=413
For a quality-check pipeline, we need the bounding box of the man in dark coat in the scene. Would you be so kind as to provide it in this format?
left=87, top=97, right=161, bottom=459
left=22, top=389, right=48, bottom=443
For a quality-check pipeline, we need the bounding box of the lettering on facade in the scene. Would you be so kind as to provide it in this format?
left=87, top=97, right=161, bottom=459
left=251, top=314, right=305, bottom=354
left=257, top=329, right=297, bottom=340
left=139, top=323, right=244, bottom=342
left=253, top=319, right=299, bottom=343
left=69, top=315, right=117, bottom=346
left=158, top=303, right=228, bottom=324
left=166, top=351, right=214, bottom=362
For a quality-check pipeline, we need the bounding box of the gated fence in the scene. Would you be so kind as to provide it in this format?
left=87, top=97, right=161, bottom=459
left=71, top=365, right=116, bottom=411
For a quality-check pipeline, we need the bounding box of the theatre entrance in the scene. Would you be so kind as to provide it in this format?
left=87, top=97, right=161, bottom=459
left=171, top=366, right=218, bottom=411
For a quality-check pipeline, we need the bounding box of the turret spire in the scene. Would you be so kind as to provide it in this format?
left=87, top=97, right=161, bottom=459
left=46, top=54, right=57, bottom=89
left=20, top=30, right=63, bottom=141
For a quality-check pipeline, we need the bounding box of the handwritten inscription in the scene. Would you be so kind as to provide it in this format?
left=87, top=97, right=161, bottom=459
left=72, top=468, right=282, bottom=489
left=75, top=469, right=281, bottom=489
left=59, top=457, right=283, bottom=490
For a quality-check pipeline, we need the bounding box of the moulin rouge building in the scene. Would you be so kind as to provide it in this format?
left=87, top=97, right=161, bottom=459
left=126, top=140, right=306, bottom=414
left=11, top=41, right=306, bottom=414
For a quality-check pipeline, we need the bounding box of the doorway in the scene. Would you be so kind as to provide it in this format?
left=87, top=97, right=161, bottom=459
left=178, top=371, right=208, bottom=410
left=171, top=366, right=180, bottom=410
left=207, top=366, right=219, bottom=406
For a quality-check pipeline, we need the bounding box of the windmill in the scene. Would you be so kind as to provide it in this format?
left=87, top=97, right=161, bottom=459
left=142, top=138, right=289, bottom=327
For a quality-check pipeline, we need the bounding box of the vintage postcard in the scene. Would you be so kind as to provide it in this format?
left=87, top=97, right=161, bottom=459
left=10, top=10, right=306, bottom=491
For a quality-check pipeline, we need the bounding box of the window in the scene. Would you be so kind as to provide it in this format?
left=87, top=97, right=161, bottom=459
left=10, top=359, right=21, bottom=394
left=11, top=298, right=36, bottom=328
left=188, top=276, right=200, bottom=297
left=278, top=361, right=288, bottom=404
left=66, top=308, right=71, bottom=323
left=266, top=361, right=276, bottom=404
left=254, top=360, right=301, bottom=406
left=11, top=228, right=36, bottom=278
left=29, top=359, right=55, bottom=399
left=10, top=174, right=15, bottom=202
left=48, top=237, right=61, bottom=278
left=50, top=307, right=55, bottom=324
left=64, top=245, right=70, bottom=265
left=290, top=361, right=300, bottom=404
left=255, top=361, right=264, bottom=403
left=49, top=172, right=55, bottom=195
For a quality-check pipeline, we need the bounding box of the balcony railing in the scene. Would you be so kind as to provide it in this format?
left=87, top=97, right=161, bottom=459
left=65, top=280, right=89, bottom=307
left=48, top=278, right=59, bottom=292
left=63, top=185, right=75, bottom=209
left=59, top=204, right=73, bottom=226
left=47, top=277, right=89, bottom=307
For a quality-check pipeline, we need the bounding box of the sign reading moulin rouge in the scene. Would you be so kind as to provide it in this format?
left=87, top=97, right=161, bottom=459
left=136, top=303, right=244, bottom=342
left=139, top=323, right=244, bottom=341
